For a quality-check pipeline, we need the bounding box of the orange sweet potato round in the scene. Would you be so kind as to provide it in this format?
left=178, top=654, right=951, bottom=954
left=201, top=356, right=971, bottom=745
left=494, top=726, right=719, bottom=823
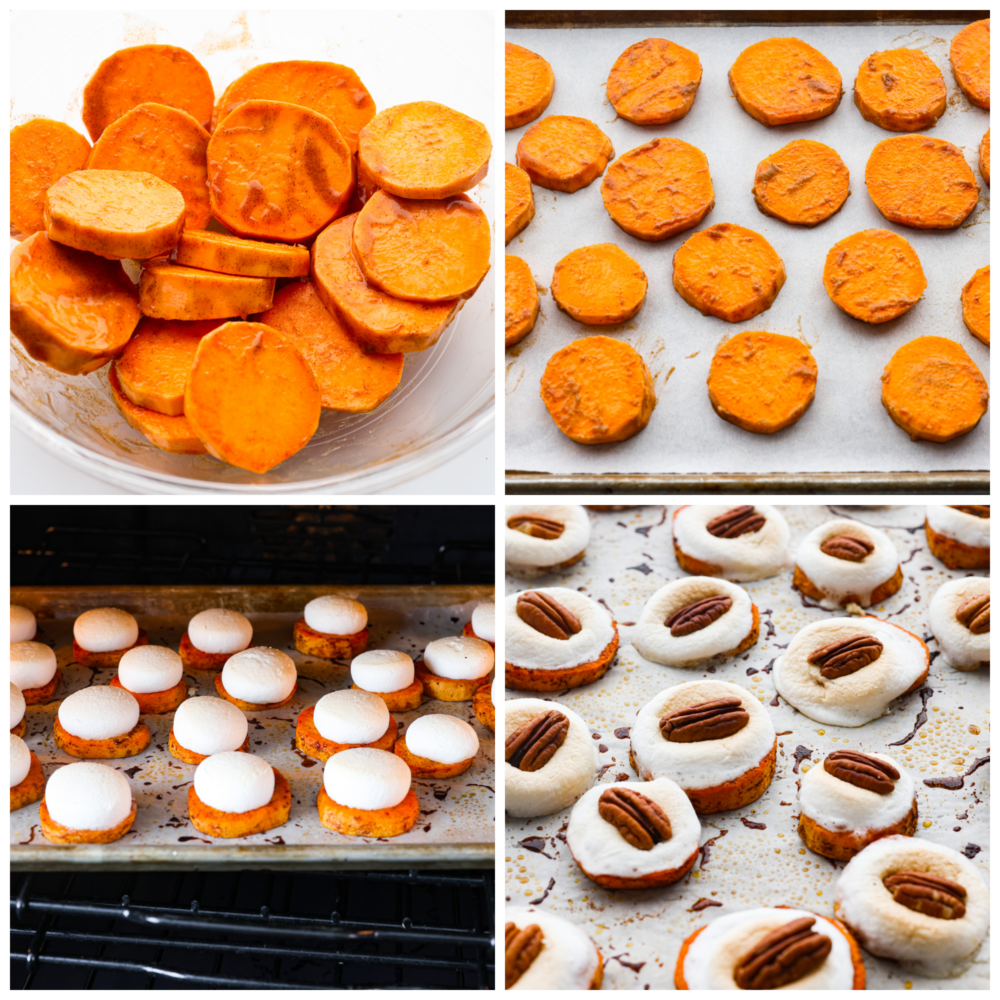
left=108, top=363, right=208, bottom=455
left=950, top=19, right=990, bottom=110
left=317, top=784, right=419, bottom=838
left=854, top=49, right=947, bottom=131
left=259, top=281, right=403, bottom=413
left=505, top=43, right=555, bottom=129
left=606, top=38, right=702, bottom=125
left=753, top=139, right=850, bottom=226
left=172, top=230, right=310, bottom=278
left=961, top=266, right=990, bottom=346
left=505, top=162, right=535, bottom=244
left=505, top=255, right=539, bottom=348
left=551, top=244, right=647, bottom=325
left=139, top=262, right=275, bottom=321
left=10, top=119, right=91, bottom=240
left=980, top=129, right=990, bottom=184
left=516, top=115, right=613, bottom=193
left=11, top=231, right=140, bottom=375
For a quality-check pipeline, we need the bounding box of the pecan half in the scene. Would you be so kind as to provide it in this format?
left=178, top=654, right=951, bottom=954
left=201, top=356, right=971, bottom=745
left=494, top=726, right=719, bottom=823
left=506, top=922, right=544, bottom=988
left=823, top=750, right=899, bottom=794
left=508, top=514, right=565, bottom=540
left=956, top=594, right=990, bottom=634
left=734, top=916, right=832, bottom=990
left=807, top=633, right=883, bottom=679
left=598, top=786, right=672, bottom=850
left=660, top=696, right=750, bottom=743
left=949, top=505, right=989, bottom=518
left=505, top=710, right=569, bottom=772
left=883, top=872, right=967, bottom=920
left=706, top=505, right=765, bottom=538
left=665, top=595, right=733, bottom=637
left=516, top=591, right=582, bottom=640
left=820, top=534, right=874, bottom=561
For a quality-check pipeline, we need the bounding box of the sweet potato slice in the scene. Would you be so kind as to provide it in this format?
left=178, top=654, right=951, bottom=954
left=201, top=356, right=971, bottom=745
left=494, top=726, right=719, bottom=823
left=854, top=49, right=947, bottom=131
left=961, top=266, right=990, bottom=346
left=606, top=38, right=702, bottom=125
left=729, top=37, right=843, bottom=126
left=116, top=317, right=221, bottom=414
left=358, top=101, right=491, bottom=199
left=44, top=170, right=185, bottom=260
left=753, top=139, right=850, bottom=226
left=673, top=223, right=786, bottom=322
left=10, top=119, right=91, bottom=240
left=505, top=43, right=555, bottom=129
left=601, top=138, right=714, bottom=241
left=505, top=255, right=539, bottom=348
left=139, top=262, right=275, bottom=321
left=552, top=244, right=647, bottom=325
left=505, top=162, right=534, bottom=244
left=980, top=129, right=990, bottom=185
left=311, top=214, right=458, bottom=354
left=707, top=331, right=818, bottom=434
left=950, top=19, right=990, bottom=110
left=10, top=232, right=140, bottom=375
left=86, top=103, right=211, bottom=230
left=82, top=45, right=214, bottom=141
left=172, top=229, right=309, bottom=277
left=259, top=281, right=403, bottom=413
left=184, top=322, right=321, bottom=473
left=353, top=190, right=491, bottom=303
left=516, top=115, right=613, bottom=192
left=207, top=99, right=354, bottom=242
left=210, top=61, right=376, bottom=152
left=865, top=135, right=979, bottom=229
left=881, top=336, right=988, bottom=442
left=107, top=363, right=207, bottom=454
left=823, top=229, right=926, bottom=324
left=541, top=336, right=656, bottom=444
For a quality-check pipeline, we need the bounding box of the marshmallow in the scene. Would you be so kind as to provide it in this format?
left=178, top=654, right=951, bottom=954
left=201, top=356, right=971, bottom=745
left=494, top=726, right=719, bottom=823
left=73, top=607, right=139, bottom=652
left=795, top=519, right=900, bottom=606
left=10, top=683, right=26, bottom=731
left=10, top=605, right=36, bottom=642
left=424, top=636, right=494, bottom=679
left=351, top=649, right=414, bottom=692
left=304, top=595, right=367, bottom=635
left=491, top=675, right=502, bottom=706
left=58, top=686, right=140, bottom=740
left=471, top=602, right=496, bottom=643
left=928, top=577, right=990, bottom=670
left=673, top=504, right=791, bottom=581
left=194, top=751, right=274, bottom=813
left=10, top=641, right=57, bottom=690
left=505, top=588, right=615, bottom=670
left=505, top=504, right=592, bottom=577
left=44, top=761, right=133, bottom=830
left=406, top=714, right=479, bottom=764
left=926, top=505, right=990, bottom=549
left=188, top=608, right=253, bottom=654
left=323, top=747, right=411, bottom=810
left=221, top=647, right=296, bottom=704
left=118, top=645, right=184, bottom=693
left=314, top=689, right=389, bottom=744
left=11, top=734, right=31, bottom=788
left=505, top=906, right=601, bottom=990
left=172, top=696, right=248, bottom=756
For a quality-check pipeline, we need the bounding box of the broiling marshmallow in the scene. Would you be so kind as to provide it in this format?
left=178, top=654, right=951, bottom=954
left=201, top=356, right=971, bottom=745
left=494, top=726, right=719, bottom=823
left=314, top=689, right=390, bottom=744
left=173, top=696, right=248, bottom=756
left=351, top=650, right=414, bottom=692
left=323, top=747, right=411, bottom=810
left=424, top=636, right=494, bottom=679
left=194, top=751, right=274, bottom=813
left=304, top=595, right=367, bottom=635
left=58, top=686, right=140, bottom=741
left=188, top=609, right=253, bottom=654
left=10, top=683, right=26, bottom=731
left=928, top=577, right=990, bottom=670
left=10, top=605, right=36, bottom=642
left=118, top=645, right=184, bottom=693
left=406, top=714, right=479, bottom=764
left=471, top=602, right=496, bottom=643
left=44, top=761, right=133, bottom=830
left=73, top=608, right=139, bottom=652
left=10, top=734, right=31, bottom=788
left=10, top=641, right=57, bottom=690
left=222, top=647, right=296, bottom=704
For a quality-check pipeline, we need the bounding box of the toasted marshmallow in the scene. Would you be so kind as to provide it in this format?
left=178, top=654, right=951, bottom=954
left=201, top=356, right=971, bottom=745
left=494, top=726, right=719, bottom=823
left=173, top=696, right=248, bottom=756
left=323, top=747, right=411, bottom=810
left=194, top=751, right=274, bottom=813
left=58, top=686, right=140, bottom=741
left=314, top=689, right=389, bottom=744
left=351, top=649, right=414, bottom=692
left=471, top=602, right=496, bottom=643
left=10, top=683, right=26, bottom=731
left=304, top=595, right=367, bottom=635
left=10, top=641, right=57, bottom=691
left=10, top=734, right=30, bottom=787
left=406, top=714, right=479, bottom=764
left=222, top=647, right=297, bottom=704
left=45, top=761, right=132, bottom=830
left=188, top=608, right=253, bottom=654
left=73, top=607, right=139, bottom=652
left=11, top=605, right=36, bottom=642
left=118, top=645, right=184, bottom=693
left=424, top=636, right=494, bottom=680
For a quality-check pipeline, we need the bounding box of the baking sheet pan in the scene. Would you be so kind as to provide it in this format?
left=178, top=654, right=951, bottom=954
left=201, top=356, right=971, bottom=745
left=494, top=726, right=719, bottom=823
left=504, top=505, right=989, bottom=989
left=12, top=585, right=495, bottom=870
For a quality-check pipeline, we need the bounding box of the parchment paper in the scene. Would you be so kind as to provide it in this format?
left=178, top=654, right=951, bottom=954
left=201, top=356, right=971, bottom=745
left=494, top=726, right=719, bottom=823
left=505, top=23, right=990, bottom=476
left=504, top=505, right=989, bottom=989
